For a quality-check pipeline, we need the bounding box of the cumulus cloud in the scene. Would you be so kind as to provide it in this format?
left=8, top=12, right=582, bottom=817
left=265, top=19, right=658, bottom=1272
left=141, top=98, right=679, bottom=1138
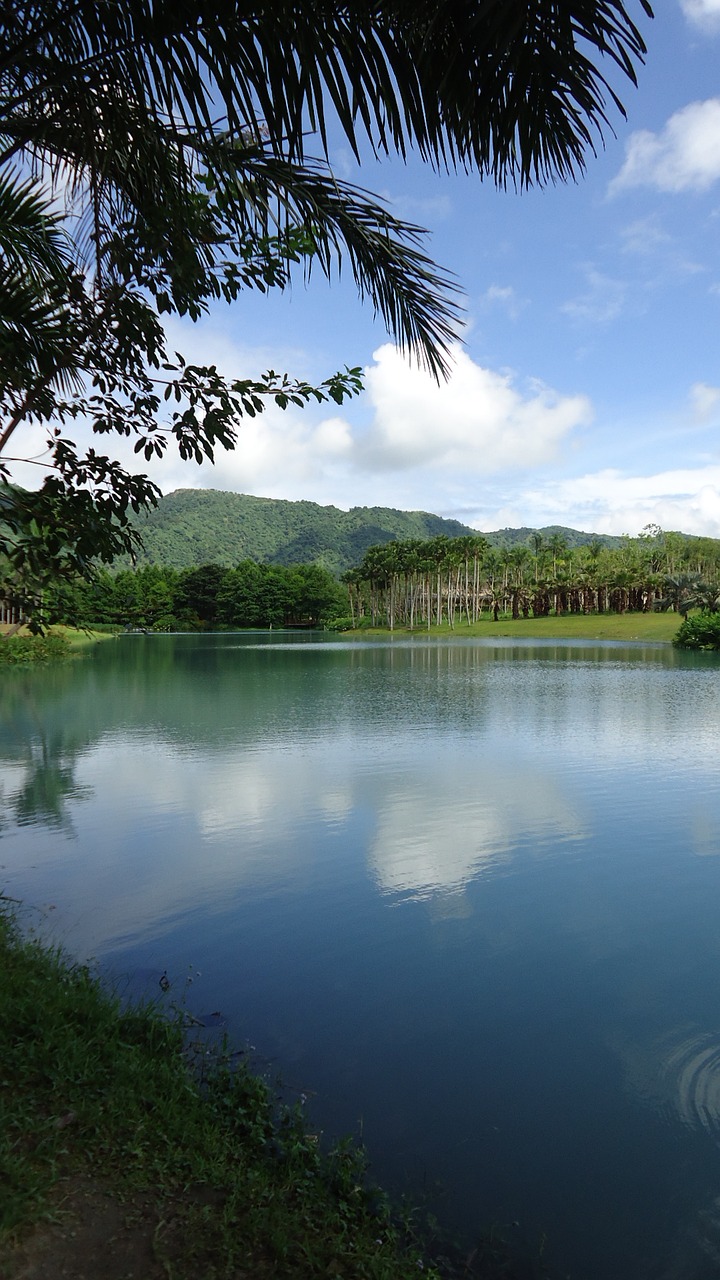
left=357, top=343, right=591, bottom=473
left=114, top=340, right=590, bottom=504
left=680, top=0, right=720, bottom=29
left=610, top=99, right=720, bottom=194
left=20, top=316, right=720, bottom=544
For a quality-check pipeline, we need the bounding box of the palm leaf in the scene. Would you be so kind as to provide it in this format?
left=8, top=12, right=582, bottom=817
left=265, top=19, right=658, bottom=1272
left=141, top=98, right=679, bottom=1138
left=0, top=170, right=73, bottom=283
left=1, top=0, right=654, bottom=380
left=4, top=1, right=653, bottom=183
left=201, top=147, right=464, bottom=378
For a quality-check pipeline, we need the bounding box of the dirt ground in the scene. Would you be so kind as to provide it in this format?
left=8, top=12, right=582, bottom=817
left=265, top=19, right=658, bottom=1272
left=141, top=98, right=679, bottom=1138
left=3, top=1177, right=256, bottom=1280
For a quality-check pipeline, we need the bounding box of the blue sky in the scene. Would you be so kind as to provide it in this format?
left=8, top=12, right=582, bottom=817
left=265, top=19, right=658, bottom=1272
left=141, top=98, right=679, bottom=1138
left=16, top=0, right=720, bottom=537
left=125, top=2, right=720, bottom=536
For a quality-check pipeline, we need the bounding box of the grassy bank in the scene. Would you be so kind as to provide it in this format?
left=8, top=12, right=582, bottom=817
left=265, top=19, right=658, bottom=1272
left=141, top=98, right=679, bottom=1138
left=0, top=626, right=117, bottom=664
left=1, top=614, right=683, bottom=655
left=351, top=611, right=681, bottom=643
left=2, top=906, right=500, bottom=1280
left=0, top=631, right=72, bottom=664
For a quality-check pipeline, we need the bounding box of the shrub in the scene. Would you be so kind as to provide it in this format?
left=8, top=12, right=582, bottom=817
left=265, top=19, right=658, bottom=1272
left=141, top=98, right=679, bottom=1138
left=673, top=612, right=720, bottom=650
left=0, top=633, right=71, bottom=664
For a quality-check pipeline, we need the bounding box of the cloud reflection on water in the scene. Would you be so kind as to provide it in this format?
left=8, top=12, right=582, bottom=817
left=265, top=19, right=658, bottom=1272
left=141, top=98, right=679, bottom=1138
left=367, top=764, right=585, bottom=901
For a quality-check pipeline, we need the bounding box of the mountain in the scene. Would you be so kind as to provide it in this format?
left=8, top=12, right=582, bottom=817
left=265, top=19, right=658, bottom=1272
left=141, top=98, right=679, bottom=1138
left=123, top=489, right=624, bottom=574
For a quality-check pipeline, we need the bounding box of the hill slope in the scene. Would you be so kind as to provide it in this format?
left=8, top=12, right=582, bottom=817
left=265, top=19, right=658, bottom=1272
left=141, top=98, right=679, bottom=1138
left=125, top=489, right=623, bottom=573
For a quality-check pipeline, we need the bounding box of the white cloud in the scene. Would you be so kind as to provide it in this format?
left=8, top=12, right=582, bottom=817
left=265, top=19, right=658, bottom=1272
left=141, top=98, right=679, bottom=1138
left=357, top=343, right=591, bottom=474
left=79, top=339, right=589, bottom=506
left=461, top=467, right=720, bottom=538
left=480, top=284, right=527, bottom=319
left=562, top=269, right=627, bottom=325
left=611, top=99, right=720, bottom=194
left=14, top=317, right=720, bottom=545
left=680, top=0, right=720, bottom=29
left=689, top=381, right=720, bottom=421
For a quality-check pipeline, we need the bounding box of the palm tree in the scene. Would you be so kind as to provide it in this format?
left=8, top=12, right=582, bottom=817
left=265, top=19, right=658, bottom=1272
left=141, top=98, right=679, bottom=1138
left=509, top=545, right=532, bottom=586
left=695, top=583, right=720, bottom=614
left=547, top=533, right=568, bottom=578
left=529, top=532, right=545, bottom=583
left=3, top=0, right=653, bottom=392
left=2, top=1, right=653, bottom=612
left=657, top=573, right=708, bottom=619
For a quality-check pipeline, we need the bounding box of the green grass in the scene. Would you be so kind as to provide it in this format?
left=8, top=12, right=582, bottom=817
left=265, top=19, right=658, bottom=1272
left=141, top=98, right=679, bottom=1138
left=0, top=632, right=72, bottom=665
left=0, top=905, right=458, bottom=1279
left=0, top=627, right=119, bottom=664
left=53, top=624, right=119, bottom=647
left=352, top=611, right=681, bottom=643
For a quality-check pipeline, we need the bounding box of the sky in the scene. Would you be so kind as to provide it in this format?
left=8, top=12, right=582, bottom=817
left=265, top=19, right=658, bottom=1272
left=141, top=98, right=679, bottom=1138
left=15, top=0, right=720, bottom=538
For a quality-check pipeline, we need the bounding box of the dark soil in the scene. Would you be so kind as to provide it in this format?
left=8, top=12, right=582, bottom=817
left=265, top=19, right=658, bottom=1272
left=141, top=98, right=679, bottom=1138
left=4, top=1176, right=263, bottom=1280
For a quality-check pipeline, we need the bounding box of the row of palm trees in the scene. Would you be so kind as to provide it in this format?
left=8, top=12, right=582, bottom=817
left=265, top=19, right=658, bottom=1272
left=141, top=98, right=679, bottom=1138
left=342, top=532, right=720, bottom=629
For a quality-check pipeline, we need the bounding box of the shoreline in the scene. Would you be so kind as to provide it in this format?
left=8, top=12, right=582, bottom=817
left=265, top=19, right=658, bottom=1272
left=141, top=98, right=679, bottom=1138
left=1, top=904, right=524, bottom=1280
left=1, top=611, right=684, bottom=656
left=340, top=611, right=680, bottom=642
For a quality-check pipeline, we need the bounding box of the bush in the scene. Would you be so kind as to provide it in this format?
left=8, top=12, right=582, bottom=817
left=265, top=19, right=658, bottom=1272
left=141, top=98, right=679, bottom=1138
left=323, top=616, right=355, bottom=631
left=0, top=633, right=71, bottom=664
left=673, top=611, right=720, bottom=650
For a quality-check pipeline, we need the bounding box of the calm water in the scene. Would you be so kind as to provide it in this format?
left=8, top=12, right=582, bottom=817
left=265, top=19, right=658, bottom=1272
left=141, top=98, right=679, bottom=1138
left=3, top=633, right=720, bottom=1278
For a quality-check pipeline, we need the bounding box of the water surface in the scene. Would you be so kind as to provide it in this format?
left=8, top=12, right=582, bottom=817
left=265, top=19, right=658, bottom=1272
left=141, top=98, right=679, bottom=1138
left=3, top=633, right=720, bottom=1278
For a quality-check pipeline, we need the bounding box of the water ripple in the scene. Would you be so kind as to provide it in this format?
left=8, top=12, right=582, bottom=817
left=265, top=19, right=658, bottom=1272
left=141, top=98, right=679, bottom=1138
left=660, top=1028, right=720, bottom=1137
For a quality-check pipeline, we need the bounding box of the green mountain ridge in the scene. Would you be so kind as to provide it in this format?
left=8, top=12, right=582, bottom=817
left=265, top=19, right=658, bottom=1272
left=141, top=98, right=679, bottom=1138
left=123, top=489, right=627, bottom=573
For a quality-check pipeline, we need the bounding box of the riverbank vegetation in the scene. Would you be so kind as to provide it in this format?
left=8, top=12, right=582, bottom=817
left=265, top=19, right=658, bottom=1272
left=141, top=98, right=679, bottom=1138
left=31, top=562, right=348, bottom=632
left=0, top=625, right=118, bottom=664
left=0, top=631, right=71, bottom=664
left=16, top=525, right=718, bottom=641
left=2, top=904, right=466, bottom=1280
left=344, top=529, right=720, bottom=631
left=673, top=611, right=720, bottom=650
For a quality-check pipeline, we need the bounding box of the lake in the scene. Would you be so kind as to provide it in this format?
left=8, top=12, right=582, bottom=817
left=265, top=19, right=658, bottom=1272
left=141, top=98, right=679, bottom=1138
left=3, top=632, right=720, bottom=1278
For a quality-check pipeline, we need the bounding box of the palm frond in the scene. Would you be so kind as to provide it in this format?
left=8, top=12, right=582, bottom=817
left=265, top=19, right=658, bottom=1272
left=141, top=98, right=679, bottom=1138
left=4, top=1, right=653, bottom=183
left=0, top=170, right=74, bottom=282
left=0, top=171, right=83, bottom=404
left=203, top=147, right=463, bottom=378
left=0, top=0, right=654, bottom=394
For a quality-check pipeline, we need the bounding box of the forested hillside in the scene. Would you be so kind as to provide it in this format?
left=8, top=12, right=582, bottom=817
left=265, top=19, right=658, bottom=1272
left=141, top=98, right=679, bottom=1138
left=123, top=489, right=623, bottom=572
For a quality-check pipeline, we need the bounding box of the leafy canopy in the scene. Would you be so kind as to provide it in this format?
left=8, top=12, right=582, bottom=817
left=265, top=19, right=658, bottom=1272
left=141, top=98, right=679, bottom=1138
left=0, top=0, right=652, bottom=622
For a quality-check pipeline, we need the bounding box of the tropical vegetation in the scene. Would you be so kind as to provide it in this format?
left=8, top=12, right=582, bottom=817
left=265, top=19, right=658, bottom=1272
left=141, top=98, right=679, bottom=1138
left=44, top=562, right=347, bottom=631
left=1, top=0, right=652, bottom=624
left=673, top=612, right=720, bottom=650
left=344, top=527, right=720, bottom=630
left=25, top=522, right=720, bottom=638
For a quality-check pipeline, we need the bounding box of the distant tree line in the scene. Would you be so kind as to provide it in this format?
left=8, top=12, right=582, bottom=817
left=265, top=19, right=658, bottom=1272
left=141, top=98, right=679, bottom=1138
left=343, top=528, right=720, bottom=629
left=44, top=562, right=347, bottom=630
left=11, top=524, right=720, bottom=636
